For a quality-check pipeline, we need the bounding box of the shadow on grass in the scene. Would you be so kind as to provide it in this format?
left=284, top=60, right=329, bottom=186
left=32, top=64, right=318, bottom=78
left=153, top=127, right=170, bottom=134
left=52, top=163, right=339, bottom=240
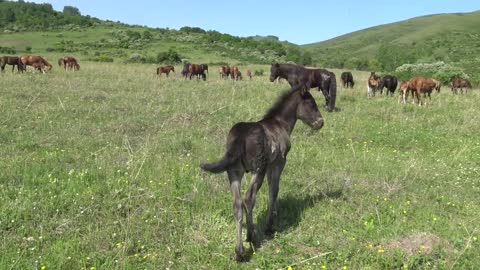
left=240, top=189, right=343, bottom=262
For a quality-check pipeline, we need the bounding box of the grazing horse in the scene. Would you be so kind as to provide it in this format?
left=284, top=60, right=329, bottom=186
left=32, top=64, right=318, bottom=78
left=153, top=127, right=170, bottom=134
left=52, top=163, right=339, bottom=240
left=60, top=56, right=80, bottom=71
left=0, top=56, right=25, bottom=72
left=181, top=63, right=190, bottom=79
left=367, top=72, right=382, bottom=96
left=231, top=65, right=242, bottom=80
left=156, top=65, right=175, bottom=77
left=188, top=64, right=206, bottom=80
left=201, top=87, right=324, bottom=261
left=269, top=63, right=337, bottom=112
left=20, top=55, right=53, bottom=72
left=340, top=71, right=354, bottom=88
left=450, top=78, right=471, bottom=94
left=406, top=77, right=440, bottom=106
left=200, top=64, right=208, bottom=75
left=246, top=70, right=252, bottom=80
left=378, top=75, right=398, bottom=96
left=220, top=65, right=231, bottom=79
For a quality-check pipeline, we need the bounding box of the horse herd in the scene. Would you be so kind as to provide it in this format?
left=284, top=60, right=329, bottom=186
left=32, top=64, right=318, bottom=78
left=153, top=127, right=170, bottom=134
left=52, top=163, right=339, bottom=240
left=0, top=55, right=80, bottom=73
left=340, top=70, right=473, bottom=106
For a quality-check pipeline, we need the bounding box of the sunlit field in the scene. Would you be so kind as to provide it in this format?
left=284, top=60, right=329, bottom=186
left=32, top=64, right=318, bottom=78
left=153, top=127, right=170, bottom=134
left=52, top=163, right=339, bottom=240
left=1, top=63, right=479, bottom=269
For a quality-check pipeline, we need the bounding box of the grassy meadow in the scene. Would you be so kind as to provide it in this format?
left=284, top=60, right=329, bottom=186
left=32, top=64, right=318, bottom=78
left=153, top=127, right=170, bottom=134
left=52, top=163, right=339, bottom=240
left=0, top=63, right=479, bottom=269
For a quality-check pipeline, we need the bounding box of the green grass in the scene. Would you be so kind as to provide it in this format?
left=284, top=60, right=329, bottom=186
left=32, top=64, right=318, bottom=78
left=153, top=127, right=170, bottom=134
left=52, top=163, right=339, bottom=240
left=1, top=64, right=479, bottom=269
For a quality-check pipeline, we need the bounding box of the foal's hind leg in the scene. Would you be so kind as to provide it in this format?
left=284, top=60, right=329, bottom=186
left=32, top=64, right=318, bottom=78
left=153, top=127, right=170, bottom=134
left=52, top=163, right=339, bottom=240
left=228, top=169, right=245, bottom=261
left=265, top=158, right=286, bottom=235
left=244, top=170, right=266, bottom=244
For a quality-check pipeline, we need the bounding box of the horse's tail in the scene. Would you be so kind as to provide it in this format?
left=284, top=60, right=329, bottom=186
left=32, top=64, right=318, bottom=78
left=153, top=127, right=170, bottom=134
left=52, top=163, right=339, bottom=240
left=58, top=58, right=63, bottom=67
left=201, top=141, right=242, bottom=174
left=156, top=67, right=160, bottom=75
left=328, top=72, right=337, bottom=112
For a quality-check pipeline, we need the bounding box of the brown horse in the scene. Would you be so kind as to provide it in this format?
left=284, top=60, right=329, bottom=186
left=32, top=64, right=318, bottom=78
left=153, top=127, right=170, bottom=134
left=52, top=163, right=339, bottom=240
left=231, top=66, right=242, bottom=80
left=406, top=77, right=439, bottom=106
left=367, top=72, right=382, bottom=96
left=0, top=56, right=25, bottom=72
left=201, top=88, right=324, bottom=261
left=156, top=65, right=175, bottom=77
left=450, top=78, right=472, bottom=94
left=188, top=64, right=206, bottom=80
left=246, top=70, right=252, bottom=80
left=220, top=65, right=231, bottom=79
left=60, top=56, right=80, bottom=71
left=21, top=55, right=53, bottom=73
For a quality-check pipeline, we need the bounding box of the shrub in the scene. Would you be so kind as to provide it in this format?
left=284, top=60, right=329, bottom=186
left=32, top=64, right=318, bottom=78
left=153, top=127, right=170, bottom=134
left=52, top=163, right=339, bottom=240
left=0, top=46, right=16, bottom=54
left=394, top=61, right=468, bottom=84
left=157, top=48, right=182, bottom=64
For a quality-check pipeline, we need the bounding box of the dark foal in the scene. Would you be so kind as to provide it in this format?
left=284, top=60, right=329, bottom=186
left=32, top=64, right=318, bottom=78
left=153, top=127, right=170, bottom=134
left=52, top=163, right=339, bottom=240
left=201, top=88, right=324, bottom=261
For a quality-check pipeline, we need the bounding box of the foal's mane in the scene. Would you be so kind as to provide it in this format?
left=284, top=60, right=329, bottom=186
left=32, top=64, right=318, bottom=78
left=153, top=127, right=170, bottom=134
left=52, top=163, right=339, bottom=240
left=263, top=88, right=298, bottom=120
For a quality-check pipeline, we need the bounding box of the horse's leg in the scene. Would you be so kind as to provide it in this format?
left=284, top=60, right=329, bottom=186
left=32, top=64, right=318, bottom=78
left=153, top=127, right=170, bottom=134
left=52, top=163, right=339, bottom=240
left=228, top=169, right=245, bottom=261
left=265, top=158, right=286, bottom=235
left=244, top=169, right=266, bottom=244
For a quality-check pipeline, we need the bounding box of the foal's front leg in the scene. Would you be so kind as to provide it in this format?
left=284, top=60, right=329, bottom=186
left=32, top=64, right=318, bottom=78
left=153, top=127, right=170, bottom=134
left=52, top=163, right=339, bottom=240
left=265, top=159, right=286, bottom=235
left=228, top=170, right=245, bottom=261
left=244, top=170, right=266, bottom=244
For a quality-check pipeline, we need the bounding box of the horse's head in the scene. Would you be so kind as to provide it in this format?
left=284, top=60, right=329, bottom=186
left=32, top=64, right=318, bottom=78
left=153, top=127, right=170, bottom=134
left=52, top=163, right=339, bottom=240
left=171, top=66, right=175, bottom=72
left=75, top=63, right=80, bottom=71
left=297, top=90, right=324, bottom=130
left=269, top=63, right=280, bottom=82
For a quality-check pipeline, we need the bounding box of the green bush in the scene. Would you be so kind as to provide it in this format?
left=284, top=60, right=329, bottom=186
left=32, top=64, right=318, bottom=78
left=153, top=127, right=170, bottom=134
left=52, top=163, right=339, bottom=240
left=0, top=46, right=16, bottom=54
left=157, top=48, right=182, bottom=64
left=395, top=61, right=468, bottom=84
left=254, top=69, right=264, bottom=76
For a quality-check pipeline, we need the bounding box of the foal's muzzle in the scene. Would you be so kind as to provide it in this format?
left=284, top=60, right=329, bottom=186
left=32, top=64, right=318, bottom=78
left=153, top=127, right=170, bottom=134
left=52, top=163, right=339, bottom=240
left=311, top=118, right=324, bottom=130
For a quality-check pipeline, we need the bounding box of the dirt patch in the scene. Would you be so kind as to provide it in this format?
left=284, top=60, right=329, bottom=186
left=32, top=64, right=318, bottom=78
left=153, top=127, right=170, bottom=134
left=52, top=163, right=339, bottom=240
left=386, top=232, right=451, bottom=257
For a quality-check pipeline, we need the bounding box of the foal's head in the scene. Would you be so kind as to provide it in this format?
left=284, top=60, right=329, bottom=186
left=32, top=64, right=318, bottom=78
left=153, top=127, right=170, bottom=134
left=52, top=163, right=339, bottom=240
left=296, top=90, right=324, bottom=130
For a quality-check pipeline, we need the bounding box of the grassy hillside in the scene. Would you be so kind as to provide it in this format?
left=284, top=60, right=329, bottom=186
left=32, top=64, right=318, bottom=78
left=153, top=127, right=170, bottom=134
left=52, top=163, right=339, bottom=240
left=303, top=11, right=480, bottom=79
left=0, top=64, right=479, bottom=269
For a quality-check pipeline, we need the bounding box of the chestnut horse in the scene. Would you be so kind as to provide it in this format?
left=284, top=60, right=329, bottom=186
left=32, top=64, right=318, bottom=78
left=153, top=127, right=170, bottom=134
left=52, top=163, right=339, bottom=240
left=59, top=56, right=80, bottom=71
left=21, top=55, right=52, bottom=73
left=201, top=87, right=324, bottom=261
left=405, top=77, right=440, bottom=106
left=220, top=65, right=231, bottom=79
left=156, top=65, right=175, bottom=77
left=1, top=56, right=25, bottom=72
left=231, top=65, right=242, bottom=80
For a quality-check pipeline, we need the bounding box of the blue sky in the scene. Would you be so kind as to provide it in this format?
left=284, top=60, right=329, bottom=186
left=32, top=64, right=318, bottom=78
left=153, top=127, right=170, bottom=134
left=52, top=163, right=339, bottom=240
left=29, top=0, right=479, bottom=44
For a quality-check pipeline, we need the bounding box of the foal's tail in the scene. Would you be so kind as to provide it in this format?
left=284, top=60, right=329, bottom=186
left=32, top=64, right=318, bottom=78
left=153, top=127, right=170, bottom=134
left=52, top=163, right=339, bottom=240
left=201, top=142, right=242, bottom=173
left=328, top=72, right=337, bottom=112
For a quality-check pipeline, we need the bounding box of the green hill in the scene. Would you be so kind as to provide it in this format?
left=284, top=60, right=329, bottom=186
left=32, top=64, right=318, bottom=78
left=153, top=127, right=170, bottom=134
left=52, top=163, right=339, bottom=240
left=303, top=11, right=480, bottom=79
left=0, top=1, right=310, bottom=65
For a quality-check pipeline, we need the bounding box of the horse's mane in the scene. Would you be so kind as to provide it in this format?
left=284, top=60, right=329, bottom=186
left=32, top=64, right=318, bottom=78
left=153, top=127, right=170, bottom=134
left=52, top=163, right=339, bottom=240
left=262, top=88, right=298, bottom=120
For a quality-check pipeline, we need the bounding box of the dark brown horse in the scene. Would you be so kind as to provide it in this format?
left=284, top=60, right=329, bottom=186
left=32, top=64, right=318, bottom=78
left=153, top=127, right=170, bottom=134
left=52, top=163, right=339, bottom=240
left=0, top=56, right=25, bottom=72
left=201, top=87, right=324, bottom=261
left=269, top=63, right=337, bottom=112
left=21, top=55, right=53, bottom=73
left=188, top=64, right=206, bottom=80
left=59, top=56, right=80, bottom=71
left=156, top=65, right=175, bottom=77
left=450, top=78, right=472, bottom=94
left=340, top=71, right=354, bottom=88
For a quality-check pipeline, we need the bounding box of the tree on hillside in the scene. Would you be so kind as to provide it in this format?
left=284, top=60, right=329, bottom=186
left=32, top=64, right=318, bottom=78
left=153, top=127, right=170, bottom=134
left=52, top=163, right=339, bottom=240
left=63, top=6, right=81, bottom=16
